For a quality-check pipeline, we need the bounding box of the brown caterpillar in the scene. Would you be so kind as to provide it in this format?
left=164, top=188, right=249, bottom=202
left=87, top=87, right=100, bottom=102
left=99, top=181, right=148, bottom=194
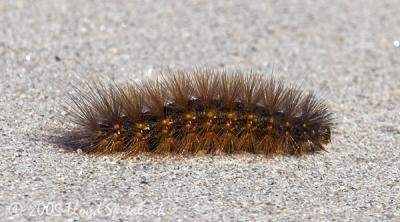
left=63, top=69, right=333, bottom=158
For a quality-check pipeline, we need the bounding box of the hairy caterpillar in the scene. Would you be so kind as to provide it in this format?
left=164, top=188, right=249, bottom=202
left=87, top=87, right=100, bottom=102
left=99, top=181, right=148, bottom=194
left=62, top=69, right=333, bottom=158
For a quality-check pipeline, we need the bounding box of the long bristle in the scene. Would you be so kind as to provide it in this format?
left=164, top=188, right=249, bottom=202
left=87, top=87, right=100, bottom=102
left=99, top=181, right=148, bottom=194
left=62, top=69, right=334, bottom=157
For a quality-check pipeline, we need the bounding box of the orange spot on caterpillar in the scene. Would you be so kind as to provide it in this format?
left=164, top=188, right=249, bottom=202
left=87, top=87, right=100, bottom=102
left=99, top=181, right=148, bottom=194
left=247, top=114, right=256, bottom=121
left=161, top=118, right=172, bottom=126
left=135, top=123, right=145, bottom=129
left=112, top=132, right=119, bottom=140
left=205, top=121, right=213, bottom=127
left=206, top=111, right=215, bottom=119
left=184, top=113, right=194, bottom=121
left=96, top=130, right=104, bottom=137
left=246, top=123, right=252, bottom=129
left=226, top=112, right=235, bottom=120
left=161, top=128, right=170, bottom=135
left=113, top=124, right=120, bottom=130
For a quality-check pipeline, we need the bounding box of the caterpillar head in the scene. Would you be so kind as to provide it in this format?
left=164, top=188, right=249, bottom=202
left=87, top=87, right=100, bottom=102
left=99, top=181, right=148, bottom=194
left=319, top=127, right=331, bottom=145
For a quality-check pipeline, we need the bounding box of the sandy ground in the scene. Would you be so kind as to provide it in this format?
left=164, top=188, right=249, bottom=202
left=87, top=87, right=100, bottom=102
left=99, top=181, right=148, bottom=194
left=1, top=0, right=399, bottom=221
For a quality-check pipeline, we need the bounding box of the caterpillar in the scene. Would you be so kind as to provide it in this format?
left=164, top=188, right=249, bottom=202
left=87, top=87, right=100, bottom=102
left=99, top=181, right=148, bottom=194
left=63, top=69, right=333, bottom=158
